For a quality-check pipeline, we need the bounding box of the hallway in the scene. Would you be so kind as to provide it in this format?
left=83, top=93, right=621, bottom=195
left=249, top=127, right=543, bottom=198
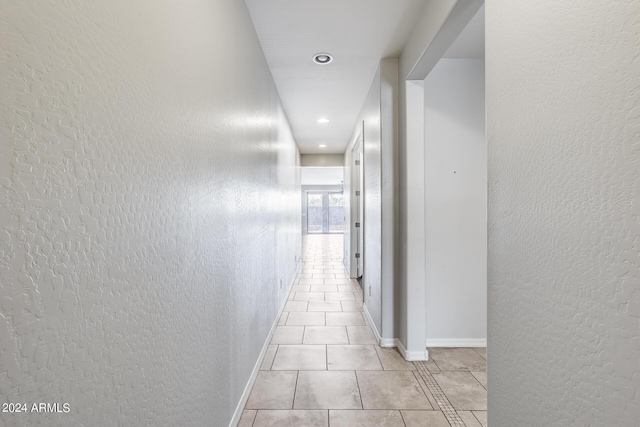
left=3, top=0, right=636, bottom=424
left=239, top=235, right=487, bottom=427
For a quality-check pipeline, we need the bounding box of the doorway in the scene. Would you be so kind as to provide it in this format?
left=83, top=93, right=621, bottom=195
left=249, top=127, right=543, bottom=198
left=307, top=192, right=344, bottom=234
left=351, top=137, right=364, bottom=280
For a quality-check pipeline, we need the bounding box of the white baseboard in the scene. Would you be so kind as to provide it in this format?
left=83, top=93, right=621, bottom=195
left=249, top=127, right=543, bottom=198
left=229, top=262, right=301, bottom=427
left=361, top=305, right=428, bottom=360
left=362, top=304, right=398, bottom=348
left=426, top=338, right=487, bottom=348
left=398, top=340, right=428, bottom=361
left=361, top=304, right=382, bottom=343
left=378, top=337, right=398, bottom=348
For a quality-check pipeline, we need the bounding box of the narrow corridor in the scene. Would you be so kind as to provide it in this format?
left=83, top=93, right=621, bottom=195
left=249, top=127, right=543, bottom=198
left=239, top=235, right=487, bottom=426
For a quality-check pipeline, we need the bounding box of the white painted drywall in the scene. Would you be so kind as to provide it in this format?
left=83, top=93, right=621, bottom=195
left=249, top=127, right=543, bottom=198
left=399, top=80, right=428, bottom=359
left=487, top=0, right=639, bottom=425
left=301, top=167, right=344, bottom=186
left=0, top=1, right=300, bottom=425
left=442, top=5, right=484, bottom=59
left=400, top=0, right=457, bottom=79
left=397, top=0, right=473, bottom=359
left=361, top=66, right=384, bottom=336
left=379, top=60, right=399, bottom=343
left=424, top=58, right=487, bottom=345
left=300, top=154, right=345, bottom=167
left=343, top=61, right=397, bottom=341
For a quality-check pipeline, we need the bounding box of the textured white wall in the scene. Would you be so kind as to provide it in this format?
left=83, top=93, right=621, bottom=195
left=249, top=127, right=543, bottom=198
left=300, top=167, right=344, bottom=186
left=379, top=59, right=399, bottom=342
left=344, top=61, right=397, bottom=341
left=300, top=154, right=345, bottom=167
left=0, top=1, right=300, bottom=426
left=424, top=58, right=486, bottom=345
left=397, top=0, right=465, bottom=358
left=487, top=0, right=639, bottom=425
left=362, top=67, right=384, bottom=335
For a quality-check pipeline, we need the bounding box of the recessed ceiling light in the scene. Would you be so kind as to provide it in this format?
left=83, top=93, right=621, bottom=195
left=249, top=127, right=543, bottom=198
left=317, top=118, right=329, bottom=123
left=319, top=144, right=327, bottom=148
left=313, top=53, right=333, bottom=65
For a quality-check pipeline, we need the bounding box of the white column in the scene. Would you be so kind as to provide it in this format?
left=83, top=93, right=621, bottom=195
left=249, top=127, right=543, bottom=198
left=400, top=79, right=427, bottom=360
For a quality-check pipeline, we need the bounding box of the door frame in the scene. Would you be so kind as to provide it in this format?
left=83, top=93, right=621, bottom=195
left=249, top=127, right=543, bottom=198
left=301, top=185, right=344, bottom=235
left=350, top=125, right=364, bottom=279
left=305, top=191, right=344, bottom=234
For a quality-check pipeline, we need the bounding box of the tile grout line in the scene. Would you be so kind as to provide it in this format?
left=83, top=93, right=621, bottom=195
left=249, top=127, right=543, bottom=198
left=373, top=345, right=384, bottom=369
left=398, top=408, right=408, bottom=427
left=291, top=370, right=300, bottom=410
left=472, top=410, right=484, bottom=426
left=430, top=357, right=442, bottom=372
left=469, top=371, right=486, bottom=392
left=414, top=361, right=466, bottom=427
left=267, top=345, right=279, bottom=370
left=353, top=370, right=364, bottom=410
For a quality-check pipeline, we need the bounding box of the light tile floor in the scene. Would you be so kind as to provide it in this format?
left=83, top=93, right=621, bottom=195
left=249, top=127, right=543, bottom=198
left=240, top=235, right=487, bottom=426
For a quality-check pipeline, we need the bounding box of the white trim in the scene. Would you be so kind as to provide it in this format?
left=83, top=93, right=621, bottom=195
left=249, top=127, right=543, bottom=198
left=362, top=303, right=382, bottom=343
left=398, top=340, right=428, bottom=361
left=350, top=127, right=364, bottom=279
left=367, top=311, right=476, bottom=361
left=363, top=304, right=397, bottom=348
left=426, top=338, right=487, bottom=348
left=228, top=263, right=300, bottom=427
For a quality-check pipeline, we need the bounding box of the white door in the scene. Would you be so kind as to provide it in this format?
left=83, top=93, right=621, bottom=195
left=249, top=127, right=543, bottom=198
left=352, top=139, right=364, bottom=278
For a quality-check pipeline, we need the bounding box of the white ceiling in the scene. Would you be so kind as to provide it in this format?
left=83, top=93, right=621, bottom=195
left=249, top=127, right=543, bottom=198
left=244, top=0, right=426, bottom=154
left=244, top=1, right=485, bottom=154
